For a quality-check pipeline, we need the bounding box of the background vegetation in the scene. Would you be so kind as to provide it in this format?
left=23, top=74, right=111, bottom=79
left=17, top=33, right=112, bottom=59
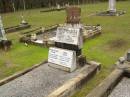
left=0, top=0, right=127, bottom=13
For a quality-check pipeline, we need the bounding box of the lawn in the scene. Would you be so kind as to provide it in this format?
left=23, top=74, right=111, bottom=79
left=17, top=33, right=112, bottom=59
left=0, top=1, right=130, bottom=97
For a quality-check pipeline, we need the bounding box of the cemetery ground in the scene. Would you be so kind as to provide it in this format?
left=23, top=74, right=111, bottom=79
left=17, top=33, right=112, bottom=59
left=0, top=1, right=130, bottom=97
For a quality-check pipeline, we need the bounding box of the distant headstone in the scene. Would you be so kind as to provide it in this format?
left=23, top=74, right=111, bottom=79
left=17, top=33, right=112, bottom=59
left=108, top=0, right=116, bottom=12
left=20, top=15, right=28, bottom=25
left=66, top=7, right=81, bottom=24
left=48, top=25, right=84, bottom=72
left=57, top=4, right=61, bottom=10
left=48, top=47, right=77, bottom=72
left=0, top=16, right=7, bottom=41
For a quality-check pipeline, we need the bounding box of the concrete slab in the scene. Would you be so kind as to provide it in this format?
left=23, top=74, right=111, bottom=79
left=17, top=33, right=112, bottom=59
left=109, top=77, right=130, bottom=97
left=0, top=62, right=98, bottom=97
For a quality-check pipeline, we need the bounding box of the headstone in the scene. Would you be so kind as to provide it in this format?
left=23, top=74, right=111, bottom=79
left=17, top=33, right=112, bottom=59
left=56, top=26, right=81, bottom=46
left=108, top=0, right=116, bottom=12
left=55, top=26, right=83, bottom=56
left=48, top=47, right=77, bottom=72
left=66, top=7, right=81, bottom=24
left=0, top=16, right=7, bottom=41
left=57, top=4, right=61, bottom=10
left=48, top=7, right=85, bottom=72
left=20, top=15, right=28, bottom=25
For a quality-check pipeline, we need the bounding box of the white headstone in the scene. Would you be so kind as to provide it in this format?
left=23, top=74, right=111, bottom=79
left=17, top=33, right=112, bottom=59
left=57, top=4, right=60, bottom=10
left=21, top=15, right=27, bottom=24
left=55, top=26, right=83, bottom=48
left=48, top=47, right=77, bottom=72
left=0, top=16, right=7, bottom=41
left=108, top=0, right=116, bottom=12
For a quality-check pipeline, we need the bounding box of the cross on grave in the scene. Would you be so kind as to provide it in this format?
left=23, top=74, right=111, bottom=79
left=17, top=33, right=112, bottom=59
left=108, top=0, right=116, bottom=12
left=0, top=16, right=7, bottom=41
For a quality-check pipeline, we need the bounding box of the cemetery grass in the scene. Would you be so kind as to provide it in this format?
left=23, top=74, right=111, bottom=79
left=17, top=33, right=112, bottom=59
left=0, top=1, right=130, bottom=97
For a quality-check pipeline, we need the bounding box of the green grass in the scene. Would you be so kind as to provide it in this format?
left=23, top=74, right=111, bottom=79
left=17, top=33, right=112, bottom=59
left=0, top=1, right=130, bottom=96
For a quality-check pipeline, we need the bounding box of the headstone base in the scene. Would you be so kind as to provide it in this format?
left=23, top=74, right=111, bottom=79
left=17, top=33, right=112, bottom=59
left=48, top=63, right=72, bottom=72
left=96, top=10, right=126, bottom=16
left=55, top=42, right=82, bottom=56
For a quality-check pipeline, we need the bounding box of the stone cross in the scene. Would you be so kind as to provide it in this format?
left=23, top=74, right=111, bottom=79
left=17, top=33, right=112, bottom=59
left=0, top=16, right=7, bottom=41
left=108, top=0, right=116, bottom=12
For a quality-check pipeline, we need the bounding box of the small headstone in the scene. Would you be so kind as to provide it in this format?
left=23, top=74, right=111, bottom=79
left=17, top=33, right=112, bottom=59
left=20, top=15, right=28, bottom=25
left=48, top=7, right=85, bottom=72
left=31, top=33, right=37, bottom=41
left=48, top=47, right=77, bottom=72
left=108, top=0, right=116, bottom=12
left=57, top=4, right=61, bottom=10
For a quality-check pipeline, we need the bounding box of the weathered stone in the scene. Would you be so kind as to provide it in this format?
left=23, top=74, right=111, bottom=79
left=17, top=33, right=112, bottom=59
left=66, top=7, right=81, bottom=24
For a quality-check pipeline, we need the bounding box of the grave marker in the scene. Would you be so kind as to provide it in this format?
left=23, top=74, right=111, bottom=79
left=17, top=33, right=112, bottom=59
left=48, top=47, right=76, bottom=72
left=20, top=15, right=28, bottom=25
left=56, top=27, right=80, bottom=45
left=0, top=16, right=7, bottom=41
left=48, top=7, right=86, bottom=72
left=108, top=0, right=116, bottom=12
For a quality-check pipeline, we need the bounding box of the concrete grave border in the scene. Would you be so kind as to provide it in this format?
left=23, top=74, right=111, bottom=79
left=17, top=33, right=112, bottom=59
left=0, top=60, right=47, bottom=86
left=48, top=61, right=101, bottom=97
left=0, top=60, right=101, bottom=97
left=86, top=62, right=130, bottom=97
left=5, top=25, right=31, bottom=33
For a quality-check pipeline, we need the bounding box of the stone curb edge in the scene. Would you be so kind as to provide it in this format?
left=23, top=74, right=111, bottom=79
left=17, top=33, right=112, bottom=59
left=86, top=68, right=124, bottom=97
left=0, top=60, right=48, bottom=86
left=47, top=61, right=101, bottom=97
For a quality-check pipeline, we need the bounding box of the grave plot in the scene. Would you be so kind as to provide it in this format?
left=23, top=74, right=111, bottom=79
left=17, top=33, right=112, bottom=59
left=5, top=15, right=31, bottom=33
left=96, top=0, right=126, bottom=16
left=0, top=16, right=12, bottom=51
left=86, top=51, right=130, bottom=97
left=0, top=62, right=100, bottom=97
left=20, top=7, right=101, bottom=47
left=20, top=24, right=58, bottom=46
left=0, top=12, right=101, bottom=97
